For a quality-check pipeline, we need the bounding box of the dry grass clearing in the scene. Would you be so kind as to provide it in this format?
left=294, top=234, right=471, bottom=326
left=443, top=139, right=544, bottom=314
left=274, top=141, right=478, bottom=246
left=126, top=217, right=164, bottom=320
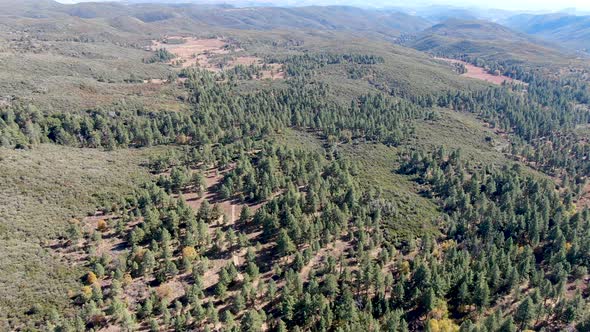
left=151, top=37, right=284, bottom=80
left=437, top=57, right=524, bottom=85
left=151, top=37, right=229, bottom=69
left=152, top=37, right=228, bottom=63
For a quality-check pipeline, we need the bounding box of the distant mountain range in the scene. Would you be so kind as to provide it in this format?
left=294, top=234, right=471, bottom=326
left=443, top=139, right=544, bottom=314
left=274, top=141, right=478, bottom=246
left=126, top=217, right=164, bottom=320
left=503, top=13, right=590, bottom=52
left=0, top=0, right=431, bottom=40
left=7, top=0, right=590, bottom=56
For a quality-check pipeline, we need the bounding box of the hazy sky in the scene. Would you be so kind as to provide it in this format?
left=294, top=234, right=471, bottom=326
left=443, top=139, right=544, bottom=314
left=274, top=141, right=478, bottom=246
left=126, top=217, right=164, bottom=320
left=54, top=0, right=590, bottom=11
left=439, top=0, right=590, bottom=10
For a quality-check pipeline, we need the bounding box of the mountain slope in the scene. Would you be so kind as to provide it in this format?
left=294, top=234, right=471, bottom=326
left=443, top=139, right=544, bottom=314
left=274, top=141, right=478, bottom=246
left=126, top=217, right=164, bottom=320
left=407, top=19, right=569, bottom=64
left=1, top=1, right=430, bottom=38
left=504, top=13, right=590, bottom=52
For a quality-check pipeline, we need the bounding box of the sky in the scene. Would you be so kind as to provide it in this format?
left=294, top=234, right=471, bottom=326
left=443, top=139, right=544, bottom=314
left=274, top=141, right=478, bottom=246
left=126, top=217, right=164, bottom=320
left=53, top=0, right=590, bottom=12
left=439, top=0, right=590, bottom=11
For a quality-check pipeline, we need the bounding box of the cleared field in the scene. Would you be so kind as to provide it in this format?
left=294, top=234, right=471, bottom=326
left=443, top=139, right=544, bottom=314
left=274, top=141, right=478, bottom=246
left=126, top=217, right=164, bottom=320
left=151, top=37, right=285, bottom=79
left=436, top=57, right=524, bottom=85
left=151, top=37, right=230, bottom=69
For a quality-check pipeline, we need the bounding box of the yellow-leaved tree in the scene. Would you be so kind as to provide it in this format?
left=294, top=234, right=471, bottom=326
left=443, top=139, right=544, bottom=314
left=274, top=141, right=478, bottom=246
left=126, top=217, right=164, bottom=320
left=182, top=246, right=198, bottom=260
left=86, top=271, right=98, bottom=285
left=427, top=318, right=460, bottom=332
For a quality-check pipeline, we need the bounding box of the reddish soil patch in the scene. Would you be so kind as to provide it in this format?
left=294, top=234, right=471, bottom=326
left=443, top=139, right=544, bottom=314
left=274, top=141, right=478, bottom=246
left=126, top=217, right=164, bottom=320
left=81, top=213, right=144, bottom=260
left=151, top=37, right=229, bottom=69
left=564, top=275, right=589, bottom=300
left=436, top=57, right=524, bottom=85
left=150, top=37, right=284, bottom=80
left=99, top=325, right=121, bottom=332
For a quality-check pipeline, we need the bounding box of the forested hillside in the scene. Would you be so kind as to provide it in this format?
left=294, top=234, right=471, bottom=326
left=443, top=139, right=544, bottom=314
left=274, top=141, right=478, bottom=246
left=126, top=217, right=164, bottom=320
left=1, top=1, right=590, bottom=332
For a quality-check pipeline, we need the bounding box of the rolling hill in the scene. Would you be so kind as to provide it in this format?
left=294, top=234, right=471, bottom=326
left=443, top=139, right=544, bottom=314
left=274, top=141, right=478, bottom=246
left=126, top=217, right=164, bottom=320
left=406, top=18, right=570, bottom=64
left=0, top=1, right=431, bottom=38
left=503, top=13, right=590, bottom=52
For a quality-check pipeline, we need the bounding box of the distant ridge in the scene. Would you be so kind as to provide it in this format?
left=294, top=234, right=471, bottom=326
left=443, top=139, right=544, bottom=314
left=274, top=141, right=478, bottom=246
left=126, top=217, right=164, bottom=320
left=2, top=0, right=431, bottom=38
left=406, top=18, right=568, bottom=64
left=504, top=13, right=590, bottom=52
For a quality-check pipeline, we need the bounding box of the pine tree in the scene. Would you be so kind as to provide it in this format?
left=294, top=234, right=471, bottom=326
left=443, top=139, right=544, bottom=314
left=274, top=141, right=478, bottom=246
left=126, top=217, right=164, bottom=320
left=515, top=296, right=536, bottom=329
left=241, top=310, right=263, bottom=332
left=276, top=229, right=296, bottom=257
left=474, top=277, right=490, bottom=310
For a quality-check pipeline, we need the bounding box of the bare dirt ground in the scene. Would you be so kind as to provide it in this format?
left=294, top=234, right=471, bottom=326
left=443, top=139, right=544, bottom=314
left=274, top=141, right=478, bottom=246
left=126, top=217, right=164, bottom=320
left=436, top=57, right=524, bottom=85
left=151, top=37, right=229, bottom=69
left=142, top=78, right=166, bottom=84
left=175, top=167, right=243, bottom=223
left=150, top=37, right=284, bottom=80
